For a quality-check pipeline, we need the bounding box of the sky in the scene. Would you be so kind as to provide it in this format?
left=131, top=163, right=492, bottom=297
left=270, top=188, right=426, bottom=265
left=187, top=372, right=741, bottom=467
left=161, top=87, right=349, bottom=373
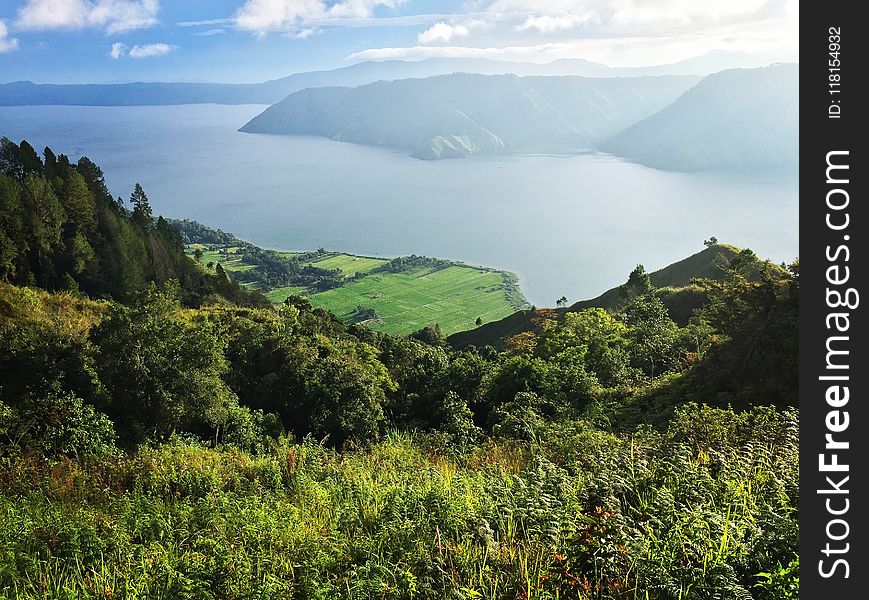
left=0, top=0, right=798, bottom=84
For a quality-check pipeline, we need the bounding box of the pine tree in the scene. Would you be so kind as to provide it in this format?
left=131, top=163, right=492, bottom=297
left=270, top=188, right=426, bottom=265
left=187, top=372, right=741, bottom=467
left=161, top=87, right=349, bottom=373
left=130, top=183, right=153, bottom=229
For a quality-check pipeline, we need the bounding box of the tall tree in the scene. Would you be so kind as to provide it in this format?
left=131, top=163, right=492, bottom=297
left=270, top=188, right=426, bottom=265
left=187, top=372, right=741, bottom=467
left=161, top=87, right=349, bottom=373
left=130, top=183, right=153, bottom=229
left=621, top=264, right=653, bottom=299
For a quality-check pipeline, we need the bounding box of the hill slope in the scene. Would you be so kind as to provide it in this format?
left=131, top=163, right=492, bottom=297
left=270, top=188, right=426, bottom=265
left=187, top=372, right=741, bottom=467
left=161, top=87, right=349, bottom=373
left=602, top=64, right=798, bottom=172
left=447, top=244, right=740, bottom=349
left=240, top=73, right=700, bottom=159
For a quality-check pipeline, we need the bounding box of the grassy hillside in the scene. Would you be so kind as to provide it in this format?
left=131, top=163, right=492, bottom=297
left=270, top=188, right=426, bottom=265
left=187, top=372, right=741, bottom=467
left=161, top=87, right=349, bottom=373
left=448, top=244, right=740, bottom=349
left=0, top=416, right=798, bottom=599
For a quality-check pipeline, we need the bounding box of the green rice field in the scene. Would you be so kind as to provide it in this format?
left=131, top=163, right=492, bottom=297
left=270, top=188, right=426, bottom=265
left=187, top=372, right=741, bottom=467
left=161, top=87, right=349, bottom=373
left=308, top=266, right=520, bottom=335
left=187, top=244, right=528, bottom=336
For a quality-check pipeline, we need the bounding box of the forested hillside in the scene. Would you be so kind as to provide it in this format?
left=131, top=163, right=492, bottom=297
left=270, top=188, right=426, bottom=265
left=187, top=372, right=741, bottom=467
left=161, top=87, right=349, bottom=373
left=0, top=144, right=799, bottom=598
left=0, top=138, right=267, bottom=308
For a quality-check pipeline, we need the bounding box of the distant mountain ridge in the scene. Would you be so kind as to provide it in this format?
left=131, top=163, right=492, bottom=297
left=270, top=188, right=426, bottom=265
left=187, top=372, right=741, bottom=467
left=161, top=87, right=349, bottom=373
left=241, top=63, right=798, bottom=168
left=240, top=73, right=700, bottom=159
left=0, top=52, right=783, bottom=106
left=602, top=64, right=798, bottom=172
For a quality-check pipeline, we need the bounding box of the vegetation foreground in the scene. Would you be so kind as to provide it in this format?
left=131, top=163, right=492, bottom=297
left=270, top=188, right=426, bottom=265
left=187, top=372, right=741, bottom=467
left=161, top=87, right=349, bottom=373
left=0, top=138, right=798, bottom=598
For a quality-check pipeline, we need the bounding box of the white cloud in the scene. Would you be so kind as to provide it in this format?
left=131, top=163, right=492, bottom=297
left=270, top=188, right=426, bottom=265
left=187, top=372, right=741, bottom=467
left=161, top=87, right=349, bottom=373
left=194, top=28, right=227, bottom=37
left=0, top=20, right=19, bottom=53
left=109, top=40, right=173, bottom=58
left=349, top=0, right=796, bottom=68
left=348, top=42, right=573, bottom=63
left=109, top=42, right=175, bottom=60
left=481, top=0, right=773, bottom=33
left=610, top=0, right=769, bottom=27
left=16, top=0, right=159, bottom=34
left=291, top=27, right=318, bottom=39
left=348, top=19, right=796, bottom=67
left=110, top=41, right=126, bottom=58
left=234, top=0, right=405, bottom=32
left=128, top=42, right=174, bottom=58
left=518, top=13, right=593, bottom=33
left=418, top=22, right=469, bottom=44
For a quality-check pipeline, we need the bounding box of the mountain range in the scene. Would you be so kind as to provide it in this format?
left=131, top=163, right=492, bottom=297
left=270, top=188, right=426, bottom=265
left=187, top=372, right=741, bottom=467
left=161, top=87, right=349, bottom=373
left=0, top=51, right=783, bottom=107
left=240, top=73, right=701, bottom=159
left=241, top=64, right=797, bottom=169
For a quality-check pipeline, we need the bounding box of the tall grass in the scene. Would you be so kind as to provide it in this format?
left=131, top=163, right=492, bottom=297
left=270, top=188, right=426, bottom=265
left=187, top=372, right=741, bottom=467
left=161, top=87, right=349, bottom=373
left=0, top=405, right=798, bottom=599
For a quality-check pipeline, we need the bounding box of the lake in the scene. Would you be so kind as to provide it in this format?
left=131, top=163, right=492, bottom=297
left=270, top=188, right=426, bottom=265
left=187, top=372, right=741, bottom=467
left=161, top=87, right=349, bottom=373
left=0, top=104, right=798, bottom=306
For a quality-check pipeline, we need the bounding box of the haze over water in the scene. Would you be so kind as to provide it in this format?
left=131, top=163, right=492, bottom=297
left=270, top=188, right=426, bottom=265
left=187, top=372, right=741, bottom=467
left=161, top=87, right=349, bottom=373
left=0, top=104, right=798, bottom=307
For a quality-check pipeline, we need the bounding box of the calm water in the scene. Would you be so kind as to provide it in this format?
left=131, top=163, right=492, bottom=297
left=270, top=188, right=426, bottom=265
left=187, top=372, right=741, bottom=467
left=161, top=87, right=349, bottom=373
left=0, top=104, right=798, bottom=306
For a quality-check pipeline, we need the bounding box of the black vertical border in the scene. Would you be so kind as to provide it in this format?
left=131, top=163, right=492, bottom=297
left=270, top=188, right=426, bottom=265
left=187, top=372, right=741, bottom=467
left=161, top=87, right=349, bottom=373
left=800, top=6, right=867, bottom=596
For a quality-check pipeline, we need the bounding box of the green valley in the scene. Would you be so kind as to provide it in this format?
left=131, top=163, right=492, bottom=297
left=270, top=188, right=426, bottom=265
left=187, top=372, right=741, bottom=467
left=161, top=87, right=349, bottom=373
left=178, top=222, right=529, bottom=336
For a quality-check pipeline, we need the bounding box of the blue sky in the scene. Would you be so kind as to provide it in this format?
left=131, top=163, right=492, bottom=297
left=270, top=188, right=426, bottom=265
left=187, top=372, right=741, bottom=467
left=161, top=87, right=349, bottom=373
left=0, top=0, right=798, bottom=84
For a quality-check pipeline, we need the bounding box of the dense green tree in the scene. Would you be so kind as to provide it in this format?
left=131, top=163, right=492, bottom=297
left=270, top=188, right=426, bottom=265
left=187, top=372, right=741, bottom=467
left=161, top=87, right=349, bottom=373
left=0, top=175, right=25, bottom=280
left=621, top=264, right=653, bottom=299
left=20, top=174, right=66, bottom=287
left=302, top=338, right=395, bottom=445
left=58, top=168, right=97, bottom=234
left=42, top=147, right=58, bottom=182
left=75, top=156, right=118, bottom=211
left=490, top=391, right=546, bottom=441
left=377, top=335, right=449, bottom=426
left=691, top=259, right=799, bottom=407
left=0, top=140, right=266, bottom=306
left=484, top=354, right=549, bottom=420
left=409, top=323, right=445, bottom=346
left=620, top=292, right=683, bottom=378
left=90, top=286, right=240, bottom=443
left=534, top=309, right=633, bottom=388
left=0, top=320, right=103, bottom=410
left=0, top=385, right=115, bottom=457
left=0, top=138, right=42, bottom=179
left=435, top=390, right=481, bottom=446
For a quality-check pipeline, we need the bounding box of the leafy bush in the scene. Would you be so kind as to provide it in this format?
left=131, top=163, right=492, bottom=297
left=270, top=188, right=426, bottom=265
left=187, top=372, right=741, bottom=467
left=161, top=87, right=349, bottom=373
left=0, top=386, right=115, bottom=457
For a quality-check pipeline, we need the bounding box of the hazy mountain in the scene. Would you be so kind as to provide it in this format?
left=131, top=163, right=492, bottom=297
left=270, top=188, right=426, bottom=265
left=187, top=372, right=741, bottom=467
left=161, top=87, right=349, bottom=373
left=0, top=59, right=614, bottom=106
left=602, top=64, right=798, bottom=172
left=614, top=50, right=791, bottom=77
left=0, top=53, right=774, bottom=106
left=239, top=73, right=700, bottom=159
